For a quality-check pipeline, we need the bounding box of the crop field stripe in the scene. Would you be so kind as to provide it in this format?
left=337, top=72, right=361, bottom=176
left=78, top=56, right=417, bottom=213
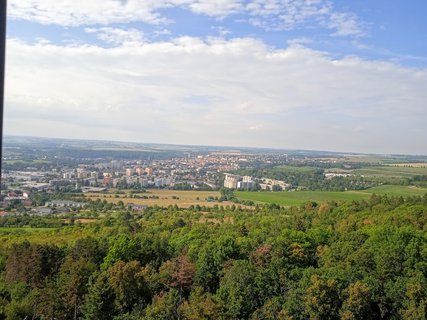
left=236, top=185, right=427, bottom=205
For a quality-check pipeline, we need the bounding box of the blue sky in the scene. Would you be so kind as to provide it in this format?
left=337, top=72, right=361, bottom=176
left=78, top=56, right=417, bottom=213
left=4, top=0, right=427, bottom=154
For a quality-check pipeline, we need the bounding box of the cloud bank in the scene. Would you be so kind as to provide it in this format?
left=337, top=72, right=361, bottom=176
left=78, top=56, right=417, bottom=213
left=9, top=0, right=364, bottom=37
left=5, top=37, right=427, bottom=154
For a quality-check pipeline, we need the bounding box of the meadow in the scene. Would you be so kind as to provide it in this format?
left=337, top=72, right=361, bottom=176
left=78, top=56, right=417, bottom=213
left=236, top=185, right=427, bottom=206
left=351, top=165, right=427, bottom=177
left=84, top=189, right=226, bottom=208
left=83, top=185, right=427, bottom=207
left=270, top=165, right=320, bottom=173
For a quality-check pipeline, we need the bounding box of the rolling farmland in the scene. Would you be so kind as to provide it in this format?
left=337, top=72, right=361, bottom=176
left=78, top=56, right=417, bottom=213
left=236, top=185, right=427, bottom=206
left=84, top=189, right=226, bottom=208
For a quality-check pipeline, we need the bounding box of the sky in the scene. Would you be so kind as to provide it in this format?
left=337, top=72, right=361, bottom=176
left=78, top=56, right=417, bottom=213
left=4, top=0, right=427, bottom=155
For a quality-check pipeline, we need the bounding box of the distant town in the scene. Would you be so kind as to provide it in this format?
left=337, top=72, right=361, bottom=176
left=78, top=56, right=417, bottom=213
left=1, top=151, right=292, bottom=193
left=1, top=136, right=427, bottom=216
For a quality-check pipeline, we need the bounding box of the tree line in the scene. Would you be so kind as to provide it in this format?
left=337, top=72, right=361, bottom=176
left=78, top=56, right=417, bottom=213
left=0, top=194, right=426, bottom=319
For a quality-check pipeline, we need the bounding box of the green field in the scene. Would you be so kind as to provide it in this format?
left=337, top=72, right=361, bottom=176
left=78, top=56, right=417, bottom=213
left=2, top=160, right=26, bottom=165
left=237, top=185, right=427, bottom=206
left=363, top=185, right=427, bottom=196
left=271, top=165, right=320, bottom=173
left=352, top=166, right=427, bottom=177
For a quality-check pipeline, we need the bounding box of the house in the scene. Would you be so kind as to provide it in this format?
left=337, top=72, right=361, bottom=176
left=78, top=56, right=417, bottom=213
left=56, top=207, right=71, bottom=214
left=128, top=204, right=147, bottom=211
left=33, top=207, right=54, bottom=215
left=45, top=200, right=87, bottom=208
left=81, top=187, right=107, bottom=193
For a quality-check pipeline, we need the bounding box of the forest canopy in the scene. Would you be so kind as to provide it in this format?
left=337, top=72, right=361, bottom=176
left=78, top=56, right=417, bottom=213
left=0, top=194, right=426, bottom=319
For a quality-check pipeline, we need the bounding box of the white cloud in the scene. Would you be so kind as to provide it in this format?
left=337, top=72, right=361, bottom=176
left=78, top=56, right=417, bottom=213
left=85, top=27, right=144, bottom=46
left=211, top=26, right=232, bottom=38
left=328, top=12, right=364, bottom=37
left=7, top=0, right=242, bottom=26
left=5, top=37, right=427, bottom=154
left=189, top=0, right=244, bottom=17
left=154, top=29, right=172, bottom=37
left=246, top=0, right=364, bottom=36
left=8, top=0, right=171, bottom=26
left=8, top=0, right=365, bottom=37
left=287, top=37, right=313, bottom=45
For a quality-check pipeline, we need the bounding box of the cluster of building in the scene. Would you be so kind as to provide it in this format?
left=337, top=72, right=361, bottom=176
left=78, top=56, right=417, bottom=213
left=0, top=152, right=295, bottom=214
left=2, top=191, right=32, bottom=207
left=224, top=174, right=256, bottom=190
left=223, top=174, right=291, bottom=191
